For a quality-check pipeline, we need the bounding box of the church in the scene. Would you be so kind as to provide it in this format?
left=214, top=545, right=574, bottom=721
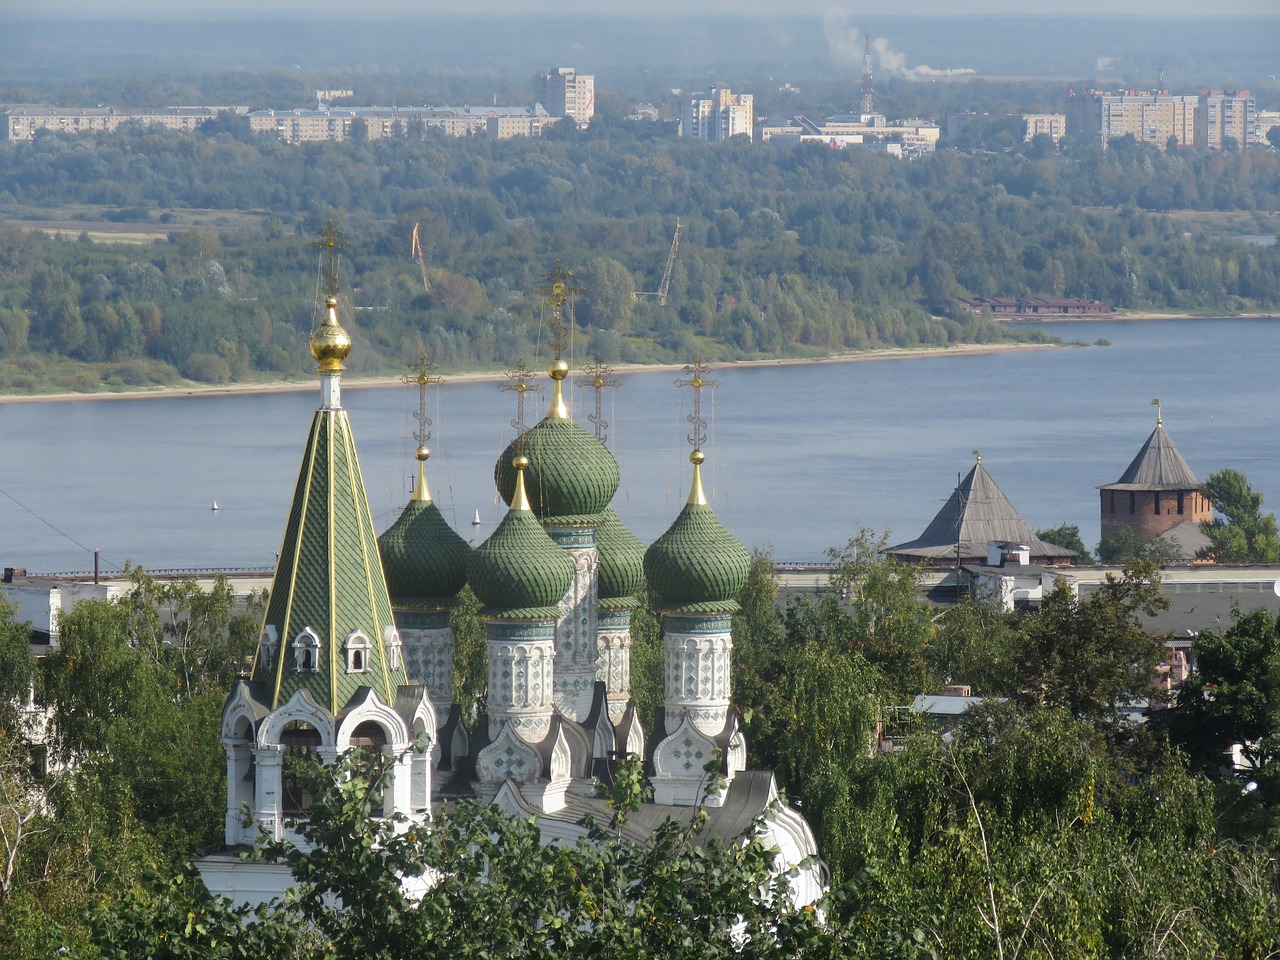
left=197, top=248, right=823, bottom=907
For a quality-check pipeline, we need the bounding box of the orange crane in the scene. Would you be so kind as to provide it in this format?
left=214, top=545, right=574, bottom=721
left=411, top=222, right=431, bottom=294
left=634, top=219, right=680, bottom=306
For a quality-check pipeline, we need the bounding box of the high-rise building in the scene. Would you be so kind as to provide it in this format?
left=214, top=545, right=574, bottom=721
left=680, top=86, right=754, bottom=142
left=536, top=67, right=595, bottom=128
left=1066, top=89, right=1255, bottom=150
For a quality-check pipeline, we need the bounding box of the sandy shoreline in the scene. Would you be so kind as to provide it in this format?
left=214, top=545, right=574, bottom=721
left=0, top=341, right=1062, bottom=405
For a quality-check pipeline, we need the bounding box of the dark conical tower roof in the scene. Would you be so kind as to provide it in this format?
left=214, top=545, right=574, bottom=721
left=1101, top=424, right=1200, bottom=491
left=885, top=458, right=1075, bottom=563
left=644, top=452, right=750, bottom=613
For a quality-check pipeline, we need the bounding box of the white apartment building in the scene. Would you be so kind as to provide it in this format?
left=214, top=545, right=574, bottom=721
left=681, top=86, right=753, bottom=142
left=536, top=67, right=595, bottom=128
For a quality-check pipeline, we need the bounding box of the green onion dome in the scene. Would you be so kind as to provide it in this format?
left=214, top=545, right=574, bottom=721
left=595, top=506, right=646, bottom=609
left=643, top=452, right=750, bottom=613
left=377, top=498, right=471, bottom=608
left=468, top=458, right=575, bottom=617
left=494, top=362, right=620, bottom=524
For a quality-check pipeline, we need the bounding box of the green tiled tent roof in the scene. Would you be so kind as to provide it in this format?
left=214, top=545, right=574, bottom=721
left=596, top=506, right=646, bottom=607
left=378, top=498, right=471, bottom=607
left=255, top=408, right=408, bottom=711
left=468, top=505, right=575, bottom=618
left=644, top=502, right=750, bottom=613
left=495, top=417, right=620, bottom=523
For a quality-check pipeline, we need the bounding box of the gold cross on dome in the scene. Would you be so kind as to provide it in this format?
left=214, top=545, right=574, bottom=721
left=401, top=351, right=444, bottom=447
left=309, top=220, right=350, bottom=297
left=575, top=355, right=620, bottom=443
left=674, top=356, right=719, bottom=452
left=499, top=358, right=542, bottom=434
left=534, top=261, right=582, bottom=361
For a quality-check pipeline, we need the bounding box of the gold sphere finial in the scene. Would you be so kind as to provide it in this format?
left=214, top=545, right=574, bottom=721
left=513, top=454, right=531, bottom=470
left=415, top=445, right=430, bottom=462
left=310, top=298, right=352, bottom=373
left=690, top=449, right=706, bottom=465
left=548, top=358, right=570, bottom=381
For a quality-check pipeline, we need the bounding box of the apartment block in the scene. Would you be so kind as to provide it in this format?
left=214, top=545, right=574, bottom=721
left=1066, top=89, right=1255, bottom=150
left=1023, top=113, right=1067, bottom=143
left=536, top=68, right=595, bottom=128
left=681, top=86, right=754, bottom=142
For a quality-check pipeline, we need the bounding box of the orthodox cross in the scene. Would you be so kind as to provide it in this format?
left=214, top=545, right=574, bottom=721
left=674, top=356, right=719, bottom=452
left=1152, top=397, right=1162, bottom=427
left=534, top=261, right=582, bottom=361
left=499, top=358, right=542, bottom=434
left=309, top=220, right=349, bottom=297
left=575, top=355, right=620, bottom=443
left=401, top=351, right=444, bottom=451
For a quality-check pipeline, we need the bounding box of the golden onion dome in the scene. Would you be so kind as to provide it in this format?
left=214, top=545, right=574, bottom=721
left=310, top=297, right=352, bottom=373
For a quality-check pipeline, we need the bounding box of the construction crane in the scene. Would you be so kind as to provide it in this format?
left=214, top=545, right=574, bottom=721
left=411, top=222, right=431, bottom=294
left=633, top=219, right=681, bottom=306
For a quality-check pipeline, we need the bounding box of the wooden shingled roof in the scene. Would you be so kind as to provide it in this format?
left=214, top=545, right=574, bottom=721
left=1099, top=424, right=1201, bottom=492
left=885, top=461, right=1076, bottom=563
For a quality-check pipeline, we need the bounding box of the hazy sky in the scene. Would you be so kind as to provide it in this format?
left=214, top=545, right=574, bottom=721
left=5, top=0, right=1278, bottom=18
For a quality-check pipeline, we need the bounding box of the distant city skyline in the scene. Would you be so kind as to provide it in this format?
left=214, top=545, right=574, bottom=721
left=5, top=0, right=1278, bottom=19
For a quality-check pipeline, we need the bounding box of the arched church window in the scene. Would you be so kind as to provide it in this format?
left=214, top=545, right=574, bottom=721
left=293, top=628, right=321, bottom=674
left=345, top=631, right=371, bottom=674
left=258, top=626, right=278, bottom=671
left=280, top=721, right=322, bottom=815
left=384, top=626, right=402, bottom=672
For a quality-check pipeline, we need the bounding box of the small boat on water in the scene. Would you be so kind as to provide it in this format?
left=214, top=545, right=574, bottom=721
left=472, top=509, right=481, bottom=526
left=211, top=501, right=219, bottom=511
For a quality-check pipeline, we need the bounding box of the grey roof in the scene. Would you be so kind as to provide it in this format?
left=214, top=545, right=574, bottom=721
left=1155, top=520, right=1214, bottom=560
left=885, top=462, right=1075, bottom=563
left=1100, top=425, right=1200, bottom=491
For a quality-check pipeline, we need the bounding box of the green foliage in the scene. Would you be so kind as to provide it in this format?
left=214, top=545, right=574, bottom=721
left=90, top=749, right=838, bottom=959
left=447, top=585, right=485, bottom=721
left=1096, top=524, right=1182, bottom=564
left=1157, top=607, right=1280, bottom=780
left=1200, top=468, right=1280, bottom=563
left=1013, top=560, right=1169, bottom=723
left=1035, top=522, right=1093, bottom=564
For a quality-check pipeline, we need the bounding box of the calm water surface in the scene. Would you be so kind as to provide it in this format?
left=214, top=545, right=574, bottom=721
left=2, top=317, right=1277, bottom=574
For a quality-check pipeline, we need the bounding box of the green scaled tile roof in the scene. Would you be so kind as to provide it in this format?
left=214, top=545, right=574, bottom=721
left=468, top=486, right=574, bottom=618
left=596, top=505, right=646, bottom=604
left=495, top=417, right=620, bottom=524
left=644, top=462, right=750, bottom=613
left=256, top=407, right=409, bottom=712
left=378, top=498, right=471, bottom=608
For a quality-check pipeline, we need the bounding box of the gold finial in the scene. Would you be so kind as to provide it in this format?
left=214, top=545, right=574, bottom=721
left=310, top=295, right=352, bottom=373
left=972, top=449, right=981, bottom=464
left=687, top=449, right=708, bottom=506
left=547, top=357, right=570, bottom=419
left=511, top=454, right=532, bottom=512
left=499, top=358, right=542, bottom=434
left=1152, top=398, right=1162, bottom=427
left=674, top=356, right=719, bottom=453
left=575, top=354, right=620, bottom=443
left=401, top=351, right=444, bottom=502
left=309, top=220, right=350, bottom=299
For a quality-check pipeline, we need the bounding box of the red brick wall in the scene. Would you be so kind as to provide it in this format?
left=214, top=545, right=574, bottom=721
left=1100, top=488, right=1213, bottom=540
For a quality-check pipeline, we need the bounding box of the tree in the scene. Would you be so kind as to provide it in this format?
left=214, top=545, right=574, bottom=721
left=1036, top=523, right=1093, bottom=563
left=90, top=750, right=838, bottom=960
left=1096, top=525, right=1181, bottom=564
left=1012, top=559, right=1169, bottom=723
left=1200, top=468, right=1280, bottom=562
left=1156, top=607, right=1280, bottom=778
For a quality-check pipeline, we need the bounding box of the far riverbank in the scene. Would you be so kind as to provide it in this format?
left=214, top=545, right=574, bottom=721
left=0, top=340, right=1064, bottom=406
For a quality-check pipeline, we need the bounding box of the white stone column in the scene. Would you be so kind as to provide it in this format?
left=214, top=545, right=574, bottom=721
left=596, top=606, right=633, bottom=725
left=545, top=526, right=599, bottom=722
left=486, top=619, right=557, bottom=743
left=253, top=745, right=285, bottom=842
left=663, top=613, right=733, bottom=737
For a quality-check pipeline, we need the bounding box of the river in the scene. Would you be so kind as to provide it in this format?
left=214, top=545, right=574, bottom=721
left=1, top=317, right=1276, bottom=574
